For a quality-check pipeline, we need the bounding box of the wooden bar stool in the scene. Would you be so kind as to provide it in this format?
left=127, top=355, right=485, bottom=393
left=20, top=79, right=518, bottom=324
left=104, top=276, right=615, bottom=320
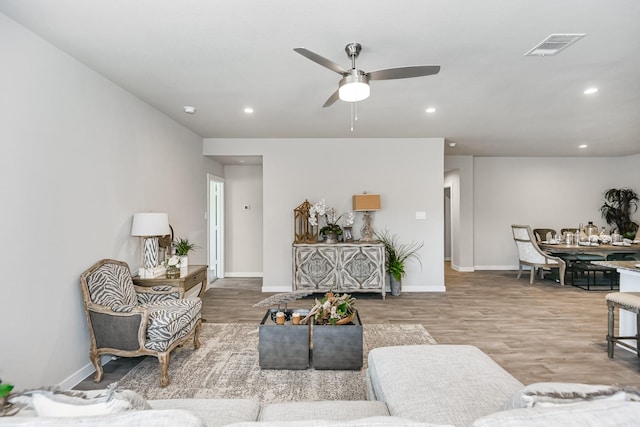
left=606, top=292, right=640, bottom=358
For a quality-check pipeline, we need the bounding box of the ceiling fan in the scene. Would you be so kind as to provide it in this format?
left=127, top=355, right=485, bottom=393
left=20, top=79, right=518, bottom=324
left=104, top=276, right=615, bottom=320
left=294, top=42, right=440, bottom=108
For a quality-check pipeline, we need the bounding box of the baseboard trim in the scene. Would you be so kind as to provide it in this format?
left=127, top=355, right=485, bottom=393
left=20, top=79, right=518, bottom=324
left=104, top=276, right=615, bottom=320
left=58, top=355, right=112, bottom=389
left=450, top=264, right=475, bottom=272
left=225, top=272, right=263, bottom=278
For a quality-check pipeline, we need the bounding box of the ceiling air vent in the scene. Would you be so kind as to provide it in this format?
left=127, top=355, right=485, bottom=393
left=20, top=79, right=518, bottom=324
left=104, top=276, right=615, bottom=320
left=524, top=33, right=586, bottom=56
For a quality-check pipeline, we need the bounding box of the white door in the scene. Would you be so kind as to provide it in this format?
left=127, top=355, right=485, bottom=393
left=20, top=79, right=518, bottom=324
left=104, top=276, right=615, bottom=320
left=208, top=174, right=224, bottom=281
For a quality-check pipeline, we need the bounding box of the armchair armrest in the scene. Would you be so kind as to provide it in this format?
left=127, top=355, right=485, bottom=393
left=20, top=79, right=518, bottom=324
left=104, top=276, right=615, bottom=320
left=87, top=303, right=149, bottom=351
left=134, top=285, right=184, bottom=304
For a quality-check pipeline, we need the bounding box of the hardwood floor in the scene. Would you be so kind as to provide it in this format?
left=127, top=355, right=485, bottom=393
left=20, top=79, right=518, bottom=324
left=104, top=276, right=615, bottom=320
left=75, top=263, right=640, bottom=390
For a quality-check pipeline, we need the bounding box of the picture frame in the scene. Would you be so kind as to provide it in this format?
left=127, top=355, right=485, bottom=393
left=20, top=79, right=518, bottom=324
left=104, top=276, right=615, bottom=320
left=343, top=226, right=353, bottom=243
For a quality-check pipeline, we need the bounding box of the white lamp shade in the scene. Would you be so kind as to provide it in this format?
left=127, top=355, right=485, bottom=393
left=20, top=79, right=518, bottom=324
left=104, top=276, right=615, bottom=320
left=131, top=212, right=170, bottom=236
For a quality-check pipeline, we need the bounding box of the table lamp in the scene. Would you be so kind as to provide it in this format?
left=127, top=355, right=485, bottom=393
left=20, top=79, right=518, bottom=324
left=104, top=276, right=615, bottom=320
left=131, top=212, right=170, bottom=277
left=352, top=193, right=381, bottom=242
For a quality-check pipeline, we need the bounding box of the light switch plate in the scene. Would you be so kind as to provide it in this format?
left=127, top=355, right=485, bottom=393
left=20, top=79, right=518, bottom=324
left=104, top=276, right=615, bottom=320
left=415, top=211, right=426, bottom=220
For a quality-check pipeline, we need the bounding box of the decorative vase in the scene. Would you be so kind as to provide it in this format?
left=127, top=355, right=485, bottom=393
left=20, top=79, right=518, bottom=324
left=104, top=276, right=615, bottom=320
left=324, top=231, right=339, bottom=244
left=166, top=265, right=180, bottom=279
left=389, top=276, right=401, bottom=296
left=179, top=255, right=189, bottom=268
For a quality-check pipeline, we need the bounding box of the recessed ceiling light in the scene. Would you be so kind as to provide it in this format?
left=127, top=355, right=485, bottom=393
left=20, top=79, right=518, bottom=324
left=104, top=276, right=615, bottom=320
left=579, top=144, right=588, bottom=148
left=426, top=107, right=436, bottom=113
left=183, top=106, right=196, bottom=114
left=244, top=107, right=254, bottom=114
left=448, top=142, right=456, bottom=147
left=583, top=87, right=598, bottom=95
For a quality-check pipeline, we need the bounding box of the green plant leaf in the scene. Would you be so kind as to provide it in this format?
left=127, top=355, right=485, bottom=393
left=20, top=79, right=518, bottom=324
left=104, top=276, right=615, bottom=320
left=0, top=383, right=13, bottom=397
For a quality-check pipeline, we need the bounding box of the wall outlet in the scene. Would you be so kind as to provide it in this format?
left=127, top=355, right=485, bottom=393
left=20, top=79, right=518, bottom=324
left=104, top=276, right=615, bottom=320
left=415, top=211, right=426, bottom=220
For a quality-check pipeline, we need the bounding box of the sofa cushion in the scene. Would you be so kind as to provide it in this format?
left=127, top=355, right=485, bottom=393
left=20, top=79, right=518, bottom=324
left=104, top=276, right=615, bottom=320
left=259, top=401, right=390, bottom=421
left=149, top=398, right=260, bottom=427
left=226, top=416, right=453, bottom=427
left=503, top=382, right=640, bottom=409
left=471, top=400, right=640, bottom=427
left=367, top=345, right=523, bottom=427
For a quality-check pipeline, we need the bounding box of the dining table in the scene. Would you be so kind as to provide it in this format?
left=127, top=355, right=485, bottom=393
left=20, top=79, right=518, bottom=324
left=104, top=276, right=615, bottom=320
left=538, top=241, right=640, bottom=258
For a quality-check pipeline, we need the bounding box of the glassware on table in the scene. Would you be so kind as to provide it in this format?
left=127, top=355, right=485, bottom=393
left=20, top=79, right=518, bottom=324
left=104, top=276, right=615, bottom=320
left=565, top=232, right=574, bottom=245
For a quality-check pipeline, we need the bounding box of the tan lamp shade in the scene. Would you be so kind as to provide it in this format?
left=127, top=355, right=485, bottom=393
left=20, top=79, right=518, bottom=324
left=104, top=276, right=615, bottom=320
left=352, top=194, right=381, bottom=211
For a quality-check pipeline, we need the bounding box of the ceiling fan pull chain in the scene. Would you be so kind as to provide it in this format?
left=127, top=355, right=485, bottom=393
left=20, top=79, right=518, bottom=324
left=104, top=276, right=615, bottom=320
left=350, top=102, right=354, bottom=132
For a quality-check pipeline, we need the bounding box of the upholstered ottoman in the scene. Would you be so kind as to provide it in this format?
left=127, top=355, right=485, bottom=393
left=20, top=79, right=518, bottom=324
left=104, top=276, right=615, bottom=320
left=366, top=345, right=524, bottom=427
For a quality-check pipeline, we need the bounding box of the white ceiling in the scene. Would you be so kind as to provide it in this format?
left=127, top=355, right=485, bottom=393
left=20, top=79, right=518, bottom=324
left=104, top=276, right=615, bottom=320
left=2, top=0, right=639, bottom=157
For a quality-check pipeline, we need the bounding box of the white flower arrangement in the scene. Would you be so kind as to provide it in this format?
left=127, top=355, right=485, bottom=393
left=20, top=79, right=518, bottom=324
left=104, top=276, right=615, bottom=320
left=308, top=199, right=355, bottom=236
left=165, top=255, right=180, bottom=268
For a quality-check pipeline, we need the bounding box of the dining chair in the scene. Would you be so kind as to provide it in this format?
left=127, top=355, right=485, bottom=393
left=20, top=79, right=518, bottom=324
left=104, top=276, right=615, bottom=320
left=511, top=224, right=566, bottom=286
left=533, top=228, right=556, bottom=242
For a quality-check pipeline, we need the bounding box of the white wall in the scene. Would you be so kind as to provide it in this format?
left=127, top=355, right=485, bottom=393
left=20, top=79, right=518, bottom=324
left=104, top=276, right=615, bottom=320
left=204, top=138, right=445, bottom=293
left=224, top=165, right=263, bottom=276
left=473, top=155, right=640, bottom=269
left=0, top=14, right=221, bottom=389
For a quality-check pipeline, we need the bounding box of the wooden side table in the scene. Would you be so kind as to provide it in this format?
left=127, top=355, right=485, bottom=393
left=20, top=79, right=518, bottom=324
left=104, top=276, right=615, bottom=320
left=132, top=265, right=208, bottom=298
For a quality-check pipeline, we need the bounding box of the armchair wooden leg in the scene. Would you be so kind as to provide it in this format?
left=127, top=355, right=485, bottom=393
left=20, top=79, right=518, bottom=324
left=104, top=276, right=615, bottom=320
left=529, top=268, right=535, bottom=284
left=516, top=264, right=523, bottom=279
left=158, top=352, right=170, bottom=387
left=90, top=349, right=103, bottom=383
left=558, top=264, right=566, bottom=286
left=194, top=320, right=202, bottom=349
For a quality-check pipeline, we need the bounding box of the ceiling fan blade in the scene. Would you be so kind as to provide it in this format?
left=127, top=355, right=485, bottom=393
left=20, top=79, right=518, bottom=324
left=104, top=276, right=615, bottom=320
left=294, top=48, right=348, bottom=75
left=367, top=65, right=441, bottom=80
left=322, top=90, right=340, bottom=108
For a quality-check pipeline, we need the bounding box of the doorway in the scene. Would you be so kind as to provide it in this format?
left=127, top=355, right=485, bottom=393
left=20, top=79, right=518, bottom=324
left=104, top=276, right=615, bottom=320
left=208, top=174, right=224, bottom=283
left=444, top=186, right=452, bottom=262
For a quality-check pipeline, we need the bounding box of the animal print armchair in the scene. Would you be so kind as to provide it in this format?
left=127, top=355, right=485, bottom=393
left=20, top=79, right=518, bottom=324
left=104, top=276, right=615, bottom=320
left=80, top=259, right=202, bottom=387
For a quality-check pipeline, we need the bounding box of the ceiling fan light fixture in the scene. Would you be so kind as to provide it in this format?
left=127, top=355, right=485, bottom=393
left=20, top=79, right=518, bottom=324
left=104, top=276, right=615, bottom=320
left=338, top=70, right=370, bottom=102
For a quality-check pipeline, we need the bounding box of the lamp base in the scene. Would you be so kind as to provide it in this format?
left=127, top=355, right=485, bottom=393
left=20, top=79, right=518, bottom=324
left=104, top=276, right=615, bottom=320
left=359, top=211, right=377, bottom=242
left=138, top=265, right=166, bottom=278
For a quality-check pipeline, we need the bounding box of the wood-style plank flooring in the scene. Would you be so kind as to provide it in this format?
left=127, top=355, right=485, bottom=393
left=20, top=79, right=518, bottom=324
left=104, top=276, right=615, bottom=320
left=76, top=263, right=640, bottom=389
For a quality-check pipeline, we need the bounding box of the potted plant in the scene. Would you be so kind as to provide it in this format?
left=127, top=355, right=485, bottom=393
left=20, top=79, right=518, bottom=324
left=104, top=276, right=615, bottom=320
left=173, top=237, right=197, bottom=268
left=0, top=379, right=14, bottom=416
left=600, top=188, right=639, bottom=239
left=376, top=229, right=424, bottom=296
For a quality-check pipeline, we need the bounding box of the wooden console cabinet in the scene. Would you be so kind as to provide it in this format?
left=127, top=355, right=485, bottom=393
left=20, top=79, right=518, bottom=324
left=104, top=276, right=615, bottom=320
left=292, top=242, right=386, bottom=299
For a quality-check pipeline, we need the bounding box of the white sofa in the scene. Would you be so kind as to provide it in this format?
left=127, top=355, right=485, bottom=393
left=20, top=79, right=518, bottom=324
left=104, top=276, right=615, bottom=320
left=3, top=345, right=640, bottom=427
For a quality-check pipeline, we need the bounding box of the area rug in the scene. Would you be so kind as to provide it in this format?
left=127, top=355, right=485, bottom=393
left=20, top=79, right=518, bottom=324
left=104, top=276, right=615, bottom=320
left=117, top=323, right=436, bottom=403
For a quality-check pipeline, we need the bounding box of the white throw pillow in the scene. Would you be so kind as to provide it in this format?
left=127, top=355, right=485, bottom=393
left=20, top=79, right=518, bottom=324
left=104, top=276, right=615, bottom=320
left=11, top=385, right=150, bottom=417
left=504, top=382, right=639, bottom=410
left=32, top=393, right=133, bottom=417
